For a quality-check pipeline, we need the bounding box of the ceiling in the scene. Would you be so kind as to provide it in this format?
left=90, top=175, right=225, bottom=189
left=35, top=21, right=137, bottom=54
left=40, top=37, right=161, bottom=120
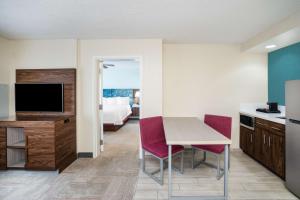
left=248, top=27, right=300, bottom=53
left=0, top=0, right=300, bottom=43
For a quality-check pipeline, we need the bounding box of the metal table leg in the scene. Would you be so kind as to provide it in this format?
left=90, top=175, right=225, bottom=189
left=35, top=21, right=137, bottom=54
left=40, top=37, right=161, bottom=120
left=224, top=144, right=229, bottom=199
left=169, top=144, right=229, bottom=200
left=168, top=145, right=172, bottom=199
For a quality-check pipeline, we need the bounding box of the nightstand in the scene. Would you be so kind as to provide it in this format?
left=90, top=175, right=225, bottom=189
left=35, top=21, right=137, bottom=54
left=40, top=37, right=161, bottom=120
left=132, top=104, right=140, bottom=118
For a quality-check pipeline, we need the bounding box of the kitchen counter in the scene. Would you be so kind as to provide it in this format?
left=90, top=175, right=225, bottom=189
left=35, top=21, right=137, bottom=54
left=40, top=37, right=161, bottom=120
left=240, top=103, right=286, bottom=125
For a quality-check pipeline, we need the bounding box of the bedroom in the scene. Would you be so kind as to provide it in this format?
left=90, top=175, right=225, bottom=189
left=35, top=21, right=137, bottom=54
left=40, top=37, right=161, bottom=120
left=101, top=58, right=141, bottom=147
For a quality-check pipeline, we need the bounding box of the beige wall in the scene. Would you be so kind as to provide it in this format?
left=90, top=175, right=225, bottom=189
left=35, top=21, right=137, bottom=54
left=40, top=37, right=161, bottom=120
left=0, top=39, right=267, bottom=151
left=0, top=37, right=12, bottom=84
left=163, top=44, right=268, bottom=148
left=0, top=39, right=163, bottom=154
left=0, top=37, right=12, bottom=117
left=12, top=39, right=78, bottom=68
left=78, top=39, right=163, bottom=152
left=8, top=39, right=78, bottom=116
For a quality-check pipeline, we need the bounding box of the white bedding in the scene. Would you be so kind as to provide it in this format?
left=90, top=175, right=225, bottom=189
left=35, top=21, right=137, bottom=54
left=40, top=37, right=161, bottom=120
left=103, top=97, right=132, bottom=125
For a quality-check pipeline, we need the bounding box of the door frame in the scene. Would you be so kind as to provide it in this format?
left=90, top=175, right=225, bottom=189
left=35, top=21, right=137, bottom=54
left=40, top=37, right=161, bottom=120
left=92, top=56, right=143, bottom=158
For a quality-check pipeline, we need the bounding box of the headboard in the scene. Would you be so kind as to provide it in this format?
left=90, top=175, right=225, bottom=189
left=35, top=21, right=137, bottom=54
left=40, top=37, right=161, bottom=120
left=103, top=89, right=139, bottom=106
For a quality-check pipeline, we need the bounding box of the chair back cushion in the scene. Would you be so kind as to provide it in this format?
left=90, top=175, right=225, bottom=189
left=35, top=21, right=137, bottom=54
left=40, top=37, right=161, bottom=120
left=139, top=116, right=166, bottom=148
left=204, top=114, right=232, bottom=139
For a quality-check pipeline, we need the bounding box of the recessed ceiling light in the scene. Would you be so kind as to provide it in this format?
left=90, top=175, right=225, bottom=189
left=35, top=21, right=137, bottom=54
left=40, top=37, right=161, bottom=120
left=265, top=44, right=277, bottom=49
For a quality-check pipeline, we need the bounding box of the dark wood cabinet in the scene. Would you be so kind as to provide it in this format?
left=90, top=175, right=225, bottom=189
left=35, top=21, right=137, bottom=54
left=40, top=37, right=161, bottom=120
left=239, top=126, right=247, bottom=151
left=270, top=133, right=285, bottom=178
left=253, top=126, right=263, bottom=162
left=240, top=117, right=285, bottom=179
left=240, top=126, right=254, bottom=157
left=261, top=130, right=272, bottom=168
left=268, top=122, right=285, bottom=178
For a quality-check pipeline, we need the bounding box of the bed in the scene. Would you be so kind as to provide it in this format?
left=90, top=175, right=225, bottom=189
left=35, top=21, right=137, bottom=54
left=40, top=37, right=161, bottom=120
left=103, top=97, right=132, bottom=131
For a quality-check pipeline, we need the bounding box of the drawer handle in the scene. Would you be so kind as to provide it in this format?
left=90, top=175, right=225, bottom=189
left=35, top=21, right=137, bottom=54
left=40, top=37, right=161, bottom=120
left=64, top=119, right=70, bottom=124
left=270, top=126, right=281, bottom=131
left=250, top=134, right=253, bottom=143
left=268, top=136, right=271, bottom=147
left=263, top=134, right=266, bottom=144
left=257, top=122, right=266, bottom=126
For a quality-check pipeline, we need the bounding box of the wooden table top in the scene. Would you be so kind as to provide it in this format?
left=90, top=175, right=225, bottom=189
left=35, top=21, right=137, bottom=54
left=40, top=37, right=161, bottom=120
left=163, top=117, right=232, bottom=145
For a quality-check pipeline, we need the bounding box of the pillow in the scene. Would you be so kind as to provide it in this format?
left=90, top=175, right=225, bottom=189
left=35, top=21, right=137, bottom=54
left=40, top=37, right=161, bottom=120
left=116, top=97, right=130, bottom=105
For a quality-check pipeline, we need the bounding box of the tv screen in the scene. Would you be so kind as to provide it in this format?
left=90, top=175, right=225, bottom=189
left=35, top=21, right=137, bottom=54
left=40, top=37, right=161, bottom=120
left=15, top=83, right=64, bottom=112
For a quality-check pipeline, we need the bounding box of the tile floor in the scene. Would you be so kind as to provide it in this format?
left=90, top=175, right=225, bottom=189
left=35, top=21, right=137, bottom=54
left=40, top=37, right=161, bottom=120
left=0, top=120, right=298, bottom=200
left=134, top=150, right=298, bottom=200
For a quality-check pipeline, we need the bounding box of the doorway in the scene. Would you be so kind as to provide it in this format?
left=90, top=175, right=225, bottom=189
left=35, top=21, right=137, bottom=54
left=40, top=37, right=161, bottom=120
left=94, top=57, right=142, bottom=157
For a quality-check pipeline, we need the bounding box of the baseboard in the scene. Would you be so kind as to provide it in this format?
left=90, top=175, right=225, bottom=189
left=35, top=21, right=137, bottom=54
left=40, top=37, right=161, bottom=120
left=77, top=152, right=93, bottom=158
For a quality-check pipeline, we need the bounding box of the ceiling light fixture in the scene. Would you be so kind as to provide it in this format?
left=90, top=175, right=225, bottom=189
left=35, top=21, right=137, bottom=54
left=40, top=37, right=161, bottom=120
left=265, top=44, right=277, bottom=49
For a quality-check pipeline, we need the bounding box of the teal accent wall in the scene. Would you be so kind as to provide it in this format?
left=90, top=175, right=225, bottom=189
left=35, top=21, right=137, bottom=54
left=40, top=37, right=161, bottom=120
left=268, top=42, right=300, bottom=105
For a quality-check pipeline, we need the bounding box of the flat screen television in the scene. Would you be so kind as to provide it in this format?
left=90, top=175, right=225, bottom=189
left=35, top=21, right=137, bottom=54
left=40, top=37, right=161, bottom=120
left=15, top=83, right=64, bottom=112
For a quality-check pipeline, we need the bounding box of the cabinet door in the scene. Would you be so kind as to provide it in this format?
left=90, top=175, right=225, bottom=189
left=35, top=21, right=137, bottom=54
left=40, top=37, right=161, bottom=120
left=254, top=126, right=263, bottom=162
left=247, top=131, right=254, bottom=156
left=25, top=127, right=55, bottom=170
left=270, top=133, right=285, bottom=178
left=0, top=128, right=6, bottom=169
left=240, top=126, right=247, bottom=151
left=240, top=126, right=254, bottom=156
left=261, top=130, right=272, bottom=168
left=55, top=118, right=76, bottom=170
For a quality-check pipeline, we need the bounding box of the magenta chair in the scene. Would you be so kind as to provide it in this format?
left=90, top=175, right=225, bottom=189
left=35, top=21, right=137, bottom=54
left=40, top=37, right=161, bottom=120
left=139, top=116, right=184, bottom=185
left=191, top=114, right=232, bottom=179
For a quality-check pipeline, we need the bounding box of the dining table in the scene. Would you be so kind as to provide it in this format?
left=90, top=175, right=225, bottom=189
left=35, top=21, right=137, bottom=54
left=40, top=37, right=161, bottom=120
left=163, top=117, right=232, bottom=200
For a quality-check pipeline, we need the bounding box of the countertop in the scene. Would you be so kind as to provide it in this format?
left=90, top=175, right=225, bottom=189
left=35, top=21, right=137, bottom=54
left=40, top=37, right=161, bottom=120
left=240, top=107, right=286, bottom=125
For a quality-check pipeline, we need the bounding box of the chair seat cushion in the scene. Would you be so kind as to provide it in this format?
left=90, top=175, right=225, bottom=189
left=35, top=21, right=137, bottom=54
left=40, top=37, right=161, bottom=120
left=143, top=143, right=184, bottom=158
left=192, top=144, right=224, bottom=154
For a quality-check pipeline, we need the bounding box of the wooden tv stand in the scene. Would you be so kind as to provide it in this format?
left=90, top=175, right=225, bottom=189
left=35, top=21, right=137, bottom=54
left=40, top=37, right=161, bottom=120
left=0, top=68, right=77, bottom=172
left=0, top=116, right=76, bottom=172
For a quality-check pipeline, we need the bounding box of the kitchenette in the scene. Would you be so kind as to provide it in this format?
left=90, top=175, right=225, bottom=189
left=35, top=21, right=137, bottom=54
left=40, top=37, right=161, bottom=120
left=239, top=102, right=286, bottom=179
left=239, top=80, right=300, bottom=197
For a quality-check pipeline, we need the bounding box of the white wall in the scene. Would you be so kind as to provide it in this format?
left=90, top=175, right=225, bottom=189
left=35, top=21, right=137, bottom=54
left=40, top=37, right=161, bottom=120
left=8, top=39, right=78, bottom=116
left=78, top=39, right=163, bottom=152
left=0, top=37, right=12, bottom=117
left=1, top=39, right=267, bottom=151
left=163, top=44, right=268, bottom=148
left=0, top=37, right=12, bottom=84
left=12, top=39, right=78, bottom=68
left=103, top=60, right=140, bottom=89
left=0, top=38, right=163, bottom=154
